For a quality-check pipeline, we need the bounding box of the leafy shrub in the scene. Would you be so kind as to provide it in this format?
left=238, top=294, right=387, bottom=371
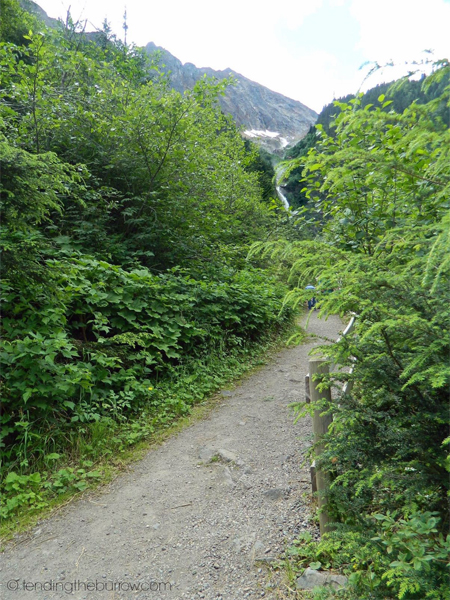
left=1, top=256, right=290, bottom=470
left=287, top=511, right=450, bottom=600
left=1, top=463, right=102, bottom=519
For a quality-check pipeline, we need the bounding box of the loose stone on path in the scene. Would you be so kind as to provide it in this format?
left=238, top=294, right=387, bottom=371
left=1, top=313, right=343, bottom=600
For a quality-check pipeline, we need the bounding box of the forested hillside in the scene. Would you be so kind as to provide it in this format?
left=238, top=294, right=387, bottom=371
left=0, top=1, right=293, bottom=524
left=281, top=75, right=450, bottom=209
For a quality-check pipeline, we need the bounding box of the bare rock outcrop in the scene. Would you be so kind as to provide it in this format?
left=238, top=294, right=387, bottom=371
left=146, top=42, right=317, bottom=152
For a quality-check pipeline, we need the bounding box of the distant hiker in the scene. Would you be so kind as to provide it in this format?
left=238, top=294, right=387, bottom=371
left=305, top=285, right=316, bottom=310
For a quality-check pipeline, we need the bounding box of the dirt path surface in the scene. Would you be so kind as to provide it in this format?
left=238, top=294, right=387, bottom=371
left=1, top=313, right=342, bottom=600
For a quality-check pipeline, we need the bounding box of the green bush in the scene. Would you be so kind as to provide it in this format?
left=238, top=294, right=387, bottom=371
left=1, top=256, right=290, bottom=470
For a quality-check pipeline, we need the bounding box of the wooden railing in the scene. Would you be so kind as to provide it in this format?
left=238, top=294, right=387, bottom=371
left=306, top=315, right=356, bottom=535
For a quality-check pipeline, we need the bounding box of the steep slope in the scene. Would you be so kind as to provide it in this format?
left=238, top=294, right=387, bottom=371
left=18, top=2, right=317, bottom=153
left=19, top=0, right=59, bottom=27
left=146, top=42, right=317, bottom=153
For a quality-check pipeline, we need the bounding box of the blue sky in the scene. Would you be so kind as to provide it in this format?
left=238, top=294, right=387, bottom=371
left=35, top=0, right=450, bottom=112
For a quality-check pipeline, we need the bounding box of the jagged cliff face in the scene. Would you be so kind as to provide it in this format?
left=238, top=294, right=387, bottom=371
left=145, top=42, right=317, bottom=153
left=20, top=1, right=317, bottom=153
left=20, top=0, right=59, bottom=27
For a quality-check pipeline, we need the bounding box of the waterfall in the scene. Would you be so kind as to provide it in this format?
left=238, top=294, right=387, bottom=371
left=275, top=163, right=289, bottom=209
left=276, top=184, right=289, bottom=209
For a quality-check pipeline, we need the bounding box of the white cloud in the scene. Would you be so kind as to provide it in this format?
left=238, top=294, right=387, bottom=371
left=346, top=0, right=450, bottom=93
left=272, top=50, right=365, bottom=110
left=278, top=0, right=324, bottom=30
left=350, top=0, right=450, bottom=62
left=33, top=0, right=450, bottom=112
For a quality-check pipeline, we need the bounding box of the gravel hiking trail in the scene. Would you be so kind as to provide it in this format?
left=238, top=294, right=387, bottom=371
left=1, top=312, right=342, bottom=600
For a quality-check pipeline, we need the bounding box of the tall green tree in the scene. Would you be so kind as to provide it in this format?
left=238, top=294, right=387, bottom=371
left=1, top=17, right=275, bottom=269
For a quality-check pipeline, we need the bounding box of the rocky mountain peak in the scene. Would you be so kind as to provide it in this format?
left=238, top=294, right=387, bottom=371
left=19, top=2, right=317, bottom=154
left=145, top=42, right=317, bottom=153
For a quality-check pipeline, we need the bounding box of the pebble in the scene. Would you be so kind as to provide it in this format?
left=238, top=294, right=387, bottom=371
left=263, top=488, right=285, bottom=500
left=0, top=314, right=343, bottom=600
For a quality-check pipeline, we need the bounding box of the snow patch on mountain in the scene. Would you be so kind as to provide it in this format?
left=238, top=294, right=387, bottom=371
left=244, top=129, right=281, bottom=139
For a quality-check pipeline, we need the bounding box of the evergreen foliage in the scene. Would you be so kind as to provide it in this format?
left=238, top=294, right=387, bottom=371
left=251, top=61, right=450, bottom=599
left=243, top=141, right=278, bottom=203
left=281, top=72, right=450, bottom=209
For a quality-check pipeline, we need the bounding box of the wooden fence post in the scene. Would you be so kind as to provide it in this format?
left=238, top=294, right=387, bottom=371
left=310, top=460, right=317, bottom=495
left=309, top=358, right=333, bottom=535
